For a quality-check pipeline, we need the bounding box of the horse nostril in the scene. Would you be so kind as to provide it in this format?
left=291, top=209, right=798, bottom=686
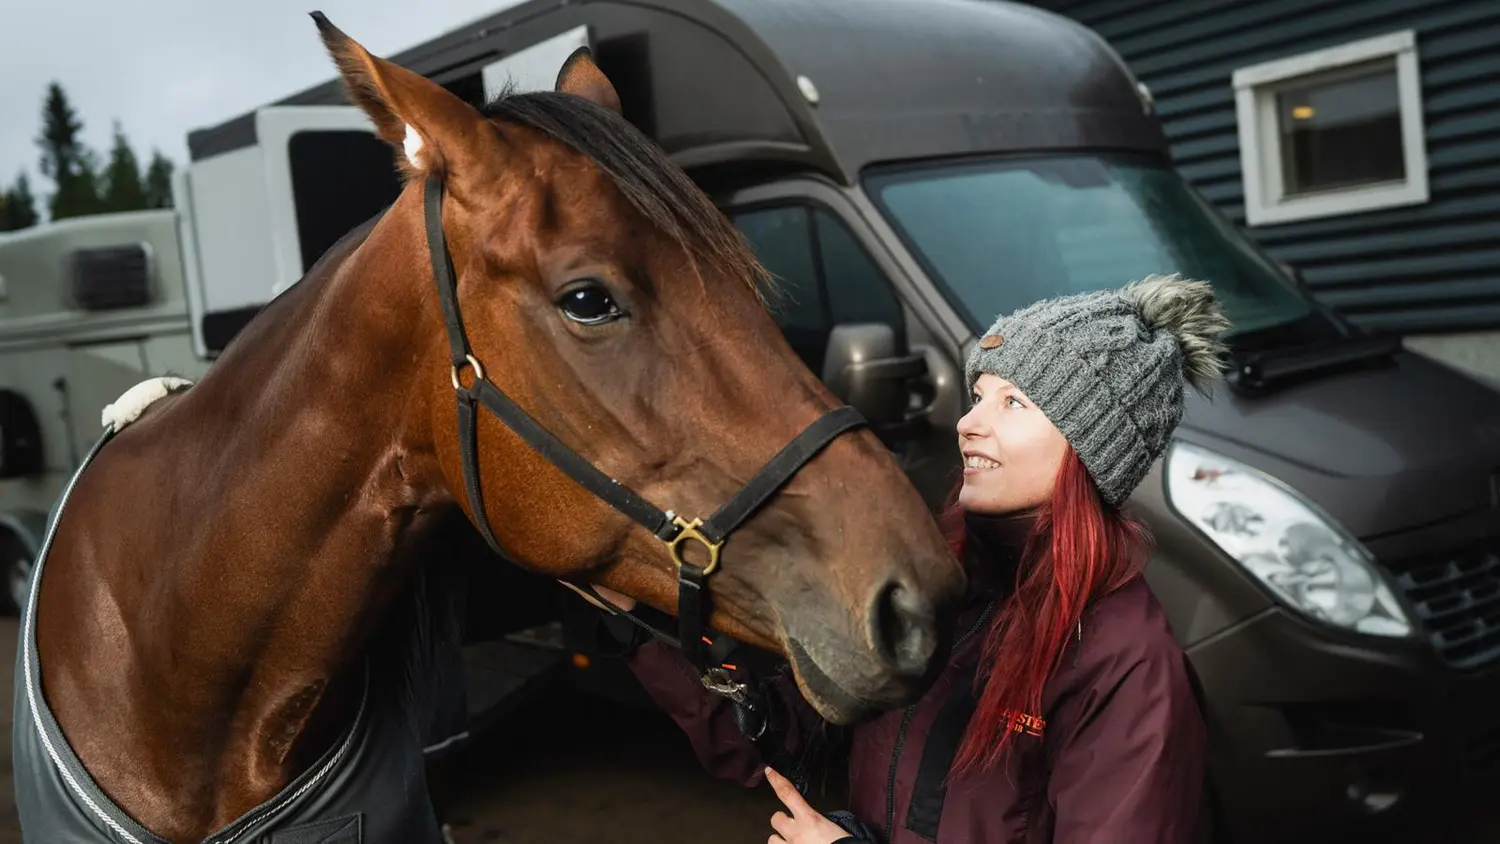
left=871, top=580, right=938, bottom=677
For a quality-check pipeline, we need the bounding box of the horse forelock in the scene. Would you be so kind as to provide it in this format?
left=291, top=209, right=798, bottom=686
left=479, top=88, right=777, bottom=305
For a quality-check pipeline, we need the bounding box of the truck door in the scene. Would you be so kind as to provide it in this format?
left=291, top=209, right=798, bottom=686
left=175, top=106, right=403, bottom=359
left=723, top=182, right=967, bottom=512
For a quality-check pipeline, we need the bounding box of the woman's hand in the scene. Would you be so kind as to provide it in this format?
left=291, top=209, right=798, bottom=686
left=765, top=767, right=853, bottom=844
left=558, top=581, right=637, bottom=612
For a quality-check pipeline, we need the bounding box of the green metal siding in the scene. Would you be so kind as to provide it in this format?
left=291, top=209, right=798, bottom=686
left=1030, top=0, right=1500, bottom=334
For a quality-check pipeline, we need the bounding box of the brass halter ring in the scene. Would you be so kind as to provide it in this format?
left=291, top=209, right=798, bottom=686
left=665, top=514, right=724, bottom=576
left=450, top=353, right=485, bottom=390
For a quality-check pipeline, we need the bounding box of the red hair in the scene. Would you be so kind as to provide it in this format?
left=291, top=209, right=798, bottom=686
left=942, top=446, right=1150, bottom=776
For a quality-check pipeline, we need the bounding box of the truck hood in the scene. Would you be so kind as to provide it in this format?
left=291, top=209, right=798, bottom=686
left=1179, top=350, right=1500, bottom=539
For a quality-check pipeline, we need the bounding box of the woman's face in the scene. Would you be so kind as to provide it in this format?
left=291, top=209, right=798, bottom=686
left=957, top=374, right=1069, bottom=514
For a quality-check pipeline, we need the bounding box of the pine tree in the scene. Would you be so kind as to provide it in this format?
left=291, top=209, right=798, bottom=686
left=36, top=81, right=103, bottom=219
left=144, top=150, right=175, bottom=209
left=0, top=174, right=40, bottom=231
left=37, top=83, right=82, bottom=184
left=67, top=147, right=108, bottom=218
left=102, top=122, right=148, bottom=212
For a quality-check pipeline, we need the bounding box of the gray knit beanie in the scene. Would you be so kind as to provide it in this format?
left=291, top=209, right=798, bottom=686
left=964, top=274, right=1231, bottom=507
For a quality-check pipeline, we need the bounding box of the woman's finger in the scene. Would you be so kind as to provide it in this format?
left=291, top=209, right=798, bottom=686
left=770, top=811, right=793, bottom=836
left=764, top=768, right=809, bottom=817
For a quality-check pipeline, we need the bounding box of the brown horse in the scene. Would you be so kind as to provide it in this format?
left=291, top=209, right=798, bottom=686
left=15, top=14, right=965, bottom=843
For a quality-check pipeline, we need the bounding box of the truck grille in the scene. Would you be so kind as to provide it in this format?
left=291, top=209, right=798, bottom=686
left=1394, top=549, right=1500, bottom=670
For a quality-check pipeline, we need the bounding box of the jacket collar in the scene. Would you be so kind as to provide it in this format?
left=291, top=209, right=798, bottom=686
left=962, top=508, right=1040, bottom=603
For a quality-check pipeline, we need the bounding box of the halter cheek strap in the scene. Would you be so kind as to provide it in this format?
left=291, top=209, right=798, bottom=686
left=421, top=175, right=867, bottom=680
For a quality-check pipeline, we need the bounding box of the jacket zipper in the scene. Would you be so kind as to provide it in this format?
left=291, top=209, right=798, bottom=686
left=883, top=601, right=995, bottom=843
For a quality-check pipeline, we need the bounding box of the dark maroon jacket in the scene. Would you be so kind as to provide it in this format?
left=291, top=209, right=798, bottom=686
left=620, top=517, right=1208, bottom=844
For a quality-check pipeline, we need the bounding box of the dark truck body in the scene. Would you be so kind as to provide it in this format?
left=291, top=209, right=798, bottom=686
left=185, top=1, right=1500, bottom=841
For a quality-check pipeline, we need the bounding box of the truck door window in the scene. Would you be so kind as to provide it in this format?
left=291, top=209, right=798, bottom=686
left=814, top=210, right=904, bottom=344
left=732, top=204, right=905, bottom=374
left=732, top=206, right=828, bottom=371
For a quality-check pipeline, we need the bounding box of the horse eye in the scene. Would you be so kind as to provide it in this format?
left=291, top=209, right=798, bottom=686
left=557, top=284, right=624, bottom=325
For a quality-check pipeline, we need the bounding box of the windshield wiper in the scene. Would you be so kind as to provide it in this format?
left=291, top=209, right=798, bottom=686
left=1228, top=334, right=1402, bottom=395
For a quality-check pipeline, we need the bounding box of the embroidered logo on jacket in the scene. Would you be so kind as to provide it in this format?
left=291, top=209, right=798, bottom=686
left=1004, top=710, right=1046, bottom=738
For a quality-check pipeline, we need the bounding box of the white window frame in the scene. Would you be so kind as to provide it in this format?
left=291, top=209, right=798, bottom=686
left=1233, top=30, right=1428, bottom=227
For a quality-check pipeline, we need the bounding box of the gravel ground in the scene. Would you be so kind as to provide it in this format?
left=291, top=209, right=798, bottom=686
left=432, top=692, right=791, bottom=844
left=2, top=615, right=1497, bottom=844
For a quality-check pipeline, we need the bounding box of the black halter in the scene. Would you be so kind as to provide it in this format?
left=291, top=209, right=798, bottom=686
left=421, top=175, right=867, bottom=685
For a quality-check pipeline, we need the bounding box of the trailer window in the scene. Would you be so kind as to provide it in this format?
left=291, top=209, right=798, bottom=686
left=288, top=130, right=404, bottom=274
left=865, top=155, right=1320, bottom=339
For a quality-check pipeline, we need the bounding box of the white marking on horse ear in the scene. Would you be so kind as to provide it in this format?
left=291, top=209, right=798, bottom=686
left=101, top=377, right=193, bottom=432
left=403, top=124, right=424, bottom=168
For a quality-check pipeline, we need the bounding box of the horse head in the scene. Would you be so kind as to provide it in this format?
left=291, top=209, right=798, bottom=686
left=314, top=15, right=966, bottom=723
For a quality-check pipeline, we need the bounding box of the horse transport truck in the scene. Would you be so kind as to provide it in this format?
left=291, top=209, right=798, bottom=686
left=4, top=1, right=1500, bottom=842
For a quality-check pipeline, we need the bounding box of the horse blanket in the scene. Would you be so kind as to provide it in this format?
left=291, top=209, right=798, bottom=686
left=11, top=426, right=449, bottom=843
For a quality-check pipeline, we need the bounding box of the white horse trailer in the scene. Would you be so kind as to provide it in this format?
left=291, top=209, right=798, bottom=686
left=0, top=212, right=209, bottom=610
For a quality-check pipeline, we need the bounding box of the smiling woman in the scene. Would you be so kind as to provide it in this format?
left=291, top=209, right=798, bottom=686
left=956, top=376, right=1069, bottom=515
left=601, top=274, right=1229, bottom=844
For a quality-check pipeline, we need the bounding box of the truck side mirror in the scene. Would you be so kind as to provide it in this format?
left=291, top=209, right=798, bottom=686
left=823, top=323, right=930, bottom=430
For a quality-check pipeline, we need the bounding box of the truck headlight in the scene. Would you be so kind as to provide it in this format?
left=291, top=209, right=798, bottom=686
left=1165, top=441, right=1411, bottom=637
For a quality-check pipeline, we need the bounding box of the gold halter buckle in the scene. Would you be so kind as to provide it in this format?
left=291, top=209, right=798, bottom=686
left=666, top=515, right=723, bottom=576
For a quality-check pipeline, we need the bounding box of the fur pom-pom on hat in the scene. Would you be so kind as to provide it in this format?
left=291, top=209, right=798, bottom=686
left=965, top=275, right=1232, bottom=507
left=1118, top=274, right=1231, bottom=395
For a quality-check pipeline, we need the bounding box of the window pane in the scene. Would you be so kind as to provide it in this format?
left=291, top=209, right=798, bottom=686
left=815, top=210, right=903, bottom=334
left=1276, top=65, right=1404, bottom=195
left=732, top=206, right=828, bottom=371
left=287, top=130, right=403, bottom=273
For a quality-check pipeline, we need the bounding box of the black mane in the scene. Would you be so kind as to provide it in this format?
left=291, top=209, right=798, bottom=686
left=481, top=88, right=773, bottom=298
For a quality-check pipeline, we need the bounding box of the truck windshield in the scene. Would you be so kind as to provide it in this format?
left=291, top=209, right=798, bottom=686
left=864, top=154, right=1318, bottom=338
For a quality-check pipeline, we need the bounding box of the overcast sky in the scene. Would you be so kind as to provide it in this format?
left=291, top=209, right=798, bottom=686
left=1, top=0, right=519, bottom=218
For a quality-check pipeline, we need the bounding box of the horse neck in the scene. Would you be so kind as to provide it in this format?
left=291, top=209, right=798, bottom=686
left=38, top=193, right=463, bottom=837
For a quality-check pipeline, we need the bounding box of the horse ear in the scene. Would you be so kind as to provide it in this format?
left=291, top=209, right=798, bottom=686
left=311, top=11, right=489, bottom=177
left=555, top=47, right=623, bottom=115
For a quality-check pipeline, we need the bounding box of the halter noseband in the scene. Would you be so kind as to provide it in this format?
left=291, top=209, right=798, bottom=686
left=421, top=175, right=867, bottom=685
